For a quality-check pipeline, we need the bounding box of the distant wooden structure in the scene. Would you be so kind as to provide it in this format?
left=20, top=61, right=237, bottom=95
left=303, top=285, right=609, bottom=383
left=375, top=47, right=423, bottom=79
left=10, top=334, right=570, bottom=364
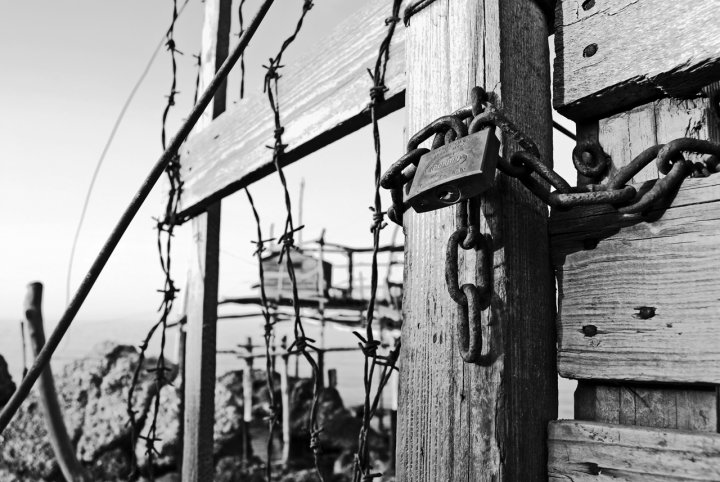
left=176, top=0, right=720, bottom=480
left=260, top=250, right=331, bottom=300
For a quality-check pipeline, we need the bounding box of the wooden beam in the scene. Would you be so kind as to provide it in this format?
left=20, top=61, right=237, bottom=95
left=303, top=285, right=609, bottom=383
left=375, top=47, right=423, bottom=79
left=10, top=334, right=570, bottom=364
left=575, top=382, right=718, bottom=432
left=554, top=0, right=720, bottom=120
left=548, top=420, right=720, bottom=480
left=398, top=0, right=556, bottom=480
left=552, top=98, right=720, bottom=384
left=176, top=0, right=405, bottom=219
left=181, top=0, right=230, bottom=480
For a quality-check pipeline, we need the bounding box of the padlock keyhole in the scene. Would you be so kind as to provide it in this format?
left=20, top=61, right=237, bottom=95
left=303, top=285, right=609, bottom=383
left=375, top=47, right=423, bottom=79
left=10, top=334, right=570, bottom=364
left=435, top=185, right=460, bottom=204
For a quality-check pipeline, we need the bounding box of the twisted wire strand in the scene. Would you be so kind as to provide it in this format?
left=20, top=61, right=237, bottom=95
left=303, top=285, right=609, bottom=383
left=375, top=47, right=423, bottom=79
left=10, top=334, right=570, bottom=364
left=262, top=1, right=324, bottom=479
left=245, top=187, right=279, bottom=481
left=238, top=0, right=247, bottom=99
left=352, top=2, right=403, bottom=480
left=127, top=1, right=183, bottom=478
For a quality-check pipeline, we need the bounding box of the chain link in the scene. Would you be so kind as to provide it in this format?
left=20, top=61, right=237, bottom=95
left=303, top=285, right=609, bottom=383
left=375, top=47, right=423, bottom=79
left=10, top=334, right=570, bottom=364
left=383, top=85, right=720, bottom=363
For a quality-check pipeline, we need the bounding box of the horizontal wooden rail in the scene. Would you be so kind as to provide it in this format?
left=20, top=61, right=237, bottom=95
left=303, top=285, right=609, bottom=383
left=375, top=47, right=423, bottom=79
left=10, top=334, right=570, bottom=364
left=551, top=174, right=720, bottom=384
left=554, top=0, right=720, bottom=120
left=176, top=0, right=405, bottom=219
left=548, top=420, right=720, bottom=480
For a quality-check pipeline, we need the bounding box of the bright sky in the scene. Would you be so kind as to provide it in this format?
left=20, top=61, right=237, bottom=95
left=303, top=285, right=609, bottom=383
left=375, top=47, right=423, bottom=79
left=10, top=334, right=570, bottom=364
left=0, top=1, right=575, bottom=369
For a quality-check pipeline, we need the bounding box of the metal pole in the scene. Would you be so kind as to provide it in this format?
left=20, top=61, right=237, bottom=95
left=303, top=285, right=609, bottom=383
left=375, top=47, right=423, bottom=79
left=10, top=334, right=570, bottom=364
left=0, top=0, right=277, bottom=434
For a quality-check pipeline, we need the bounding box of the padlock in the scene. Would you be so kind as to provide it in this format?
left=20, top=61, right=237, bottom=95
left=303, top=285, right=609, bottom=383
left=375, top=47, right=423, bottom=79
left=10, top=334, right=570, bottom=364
left=405, top=127, right=500, bottom=213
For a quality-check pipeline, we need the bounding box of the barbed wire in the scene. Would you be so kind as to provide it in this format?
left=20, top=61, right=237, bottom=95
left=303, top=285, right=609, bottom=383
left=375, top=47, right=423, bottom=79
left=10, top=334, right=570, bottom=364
left=245, top=187, right=279, bottom=481
left=262, top=1, right=323, bottom=479
left=238, top=0, right=247, bottom=99
left=352, top=1, right=403, bottom=480
left=127, top=0, right=183, bottom=479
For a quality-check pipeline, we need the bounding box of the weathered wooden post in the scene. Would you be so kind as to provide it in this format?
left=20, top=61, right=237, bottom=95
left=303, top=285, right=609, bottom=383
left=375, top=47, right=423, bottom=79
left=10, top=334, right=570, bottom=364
left=24, top=282, right=89, bottom=482
left=181, top=0, right=230, bottom=480
left=398, top=1, right=556, bottom=480
left=242, top=337, right=253, bottom=470
left=279, top=335, right=291, bottom=465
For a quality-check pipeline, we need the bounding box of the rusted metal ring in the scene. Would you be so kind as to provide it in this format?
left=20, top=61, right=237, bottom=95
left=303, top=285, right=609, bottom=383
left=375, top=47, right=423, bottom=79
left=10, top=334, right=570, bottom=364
left=380, top=147, right=428, bottom=189
left=457, top=284, right=483, bottom=363
left=619, top=159, right=691, bottom=214
left=572, top=140, right=609, bottom=179
left=445, top=228, right=466, bottom=305
left=407, top=115, right=468, bottom=151
left=656, top=138, right=720, bottom=175
left=607, top=144, right=663, bottom=190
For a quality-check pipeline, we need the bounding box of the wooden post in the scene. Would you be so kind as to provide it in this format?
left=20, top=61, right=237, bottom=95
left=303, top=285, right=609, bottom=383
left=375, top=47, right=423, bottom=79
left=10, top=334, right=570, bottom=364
left=24, top=282, right=88, bottom=482
left=181, top=0, right=230, bottom=480
left=242, top=337, right=253, bottom=469
left=398, top=1, right=556, bottom=480
left=327, top=368, right=337, bottom=389
left=279, top=335, right=291, bottom=466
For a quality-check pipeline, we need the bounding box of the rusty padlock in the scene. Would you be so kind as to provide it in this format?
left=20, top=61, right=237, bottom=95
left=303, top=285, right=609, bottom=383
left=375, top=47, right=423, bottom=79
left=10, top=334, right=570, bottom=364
left=405, top=127, right=500, bottom=213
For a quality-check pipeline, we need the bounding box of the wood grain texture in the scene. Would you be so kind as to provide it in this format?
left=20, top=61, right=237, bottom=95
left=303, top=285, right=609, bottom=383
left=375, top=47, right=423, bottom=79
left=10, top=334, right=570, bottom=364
left=553, top=0, right=720, bottom=120
left=553, top=89, right=720, bottom=384
left=397, top=0, right=556, bottom=480
left=176, top=0, right=405, bottom=219
left=180, top=1, right=228, bottom=480
left=552, top=175, right=720, bottom=383
left=548, top=420, right=720, bottom=480
left=575, top=382, right=718, bottom=432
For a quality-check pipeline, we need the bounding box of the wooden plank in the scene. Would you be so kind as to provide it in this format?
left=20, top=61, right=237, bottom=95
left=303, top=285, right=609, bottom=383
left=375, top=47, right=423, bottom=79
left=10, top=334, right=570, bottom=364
left=552, top=93, right=720, bottom=384
left=553, top=175, right=720, bottom=383
left=548, top=420, right=720, bottom=480
left=575, top=382, right=718, bottom=432
left=553, top=0, right=720, bottom=120
left=180, top=0, right=229, bottom=480
left=397, top=0, right=556, bottom=480
left=176, top=0, right=405, bottom=219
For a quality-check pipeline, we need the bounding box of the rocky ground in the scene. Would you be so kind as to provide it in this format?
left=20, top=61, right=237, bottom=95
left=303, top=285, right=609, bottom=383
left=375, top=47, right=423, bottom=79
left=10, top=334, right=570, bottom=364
left=0, top=342, right=392, bottom=481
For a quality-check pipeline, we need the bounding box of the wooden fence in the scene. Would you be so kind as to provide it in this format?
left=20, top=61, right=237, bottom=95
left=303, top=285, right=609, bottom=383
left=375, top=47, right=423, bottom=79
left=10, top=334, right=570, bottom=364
left=548, top=0, right=720, bottom=479
left=175, top=0, right=720, bottom=480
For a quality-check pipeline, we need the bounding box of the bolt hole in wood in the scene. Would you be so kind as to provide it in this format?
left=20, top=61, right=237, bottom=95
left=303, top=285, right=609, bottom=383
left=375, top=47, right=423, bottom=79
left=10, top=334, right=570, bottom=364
left=582, top=0, right=595, bottom=11
left=582, top=324, right=598, bottom=337
left=583, top=43, right=598, bottom=57
left=633, top=306, right=656, bottom=320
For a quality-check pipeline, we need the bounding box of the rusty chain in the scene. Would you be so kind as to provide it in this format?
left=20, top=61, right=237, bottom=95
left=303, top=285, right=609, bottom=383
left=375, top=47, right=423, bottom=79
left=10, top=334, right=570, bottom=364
left=382, top=85, right=720, bottom=364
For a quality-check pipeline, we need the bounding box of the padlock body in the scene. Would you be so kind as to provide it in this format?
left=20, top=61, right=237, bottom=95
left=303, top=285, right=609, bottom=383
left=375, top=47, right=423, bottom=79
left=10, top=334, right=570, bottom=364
left=405, top=128, right=499, bottom=213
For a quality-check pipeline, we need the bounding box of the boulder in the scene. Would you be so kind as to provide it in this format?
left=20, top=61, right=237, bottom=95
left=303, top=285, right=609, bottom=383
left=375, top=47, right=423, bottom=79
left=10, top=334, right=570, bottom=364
left=0, top=354, right=15, bottom=408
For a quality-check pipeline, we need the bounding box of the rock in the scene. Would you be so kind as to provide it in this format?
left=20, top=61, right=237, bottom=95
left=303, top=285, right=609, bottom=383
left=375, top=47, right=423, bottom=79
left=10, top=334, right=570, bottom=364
left=75, top=343, right=166, bottom=462
left=87, top=447, right=131, bottom=481
left=0, top=355, right=16, bottom=408
left=0, top=395, right=58, bottom=479
left=0, top=342, right=166, bottom=480
left=134, top=385, right=181, bottom=471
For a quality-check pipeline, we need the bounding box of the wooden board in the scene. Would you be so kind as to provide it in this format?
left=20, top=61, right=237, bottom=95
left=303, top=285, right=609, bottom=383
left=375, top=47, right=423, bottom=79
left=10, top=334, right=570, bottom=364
left=575, top=382, right=718, bottom=432
left=552, top=175, right=720, bottom=384
left=548, top=420, right=720, bottom=480
left=554, top=0, right=720, bottom=120
left=181, top=1, right=228, bottom=480
left=397, top=0, right=556, bottom=480
left=552, top=92, right=720, bottom=384
left=176, top=0, right=405, bottom=219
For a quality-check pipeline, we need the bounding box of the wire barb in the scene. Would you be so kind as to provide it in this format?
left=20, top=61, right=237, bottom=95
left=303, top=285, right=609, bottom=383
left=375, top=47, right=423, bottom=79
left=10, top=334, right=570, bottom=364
left=127, top=1, right=183, bottom=479
left=353, top=2, right=403, bottom=481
